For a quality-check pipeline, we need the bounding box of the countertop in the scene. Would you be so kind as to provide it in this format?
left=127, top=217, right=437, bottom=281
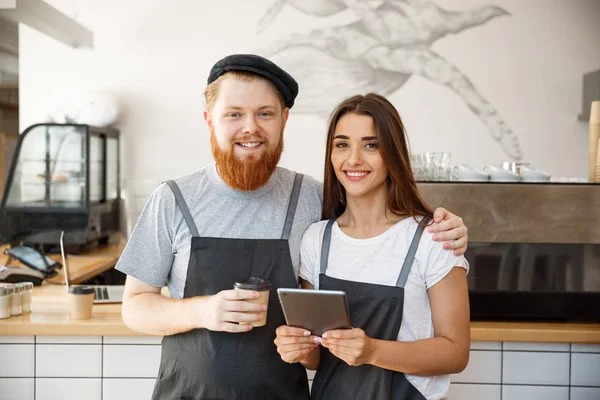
left=1, top=236, right=125, bottom=285
left=1, top=285, right=599, bottom=343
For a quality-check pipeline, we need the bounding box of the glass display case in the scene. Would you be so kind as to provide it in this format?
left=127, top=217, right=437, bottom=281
left=0, top=124, right=120, bottom=251
left=418, top=182, right=600, bottom=323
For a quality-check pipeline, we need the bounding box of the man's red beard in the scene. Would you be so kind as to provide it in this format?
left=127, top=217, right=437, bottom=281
left=210, top=130, right=284, bottom=191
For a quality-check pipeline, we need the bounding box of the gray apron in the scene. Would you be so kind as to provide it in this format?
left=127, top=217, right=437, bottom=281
left=152, top=174, right=309, bottom=400
left=310, top=218, right=430, bottom=400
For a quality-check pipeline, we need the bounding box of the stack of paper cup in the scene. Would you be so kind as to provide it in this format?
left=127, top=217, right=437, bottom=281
left=590, top=101, right=600, bottom=182
left=596, top=138, right=600, bottom=182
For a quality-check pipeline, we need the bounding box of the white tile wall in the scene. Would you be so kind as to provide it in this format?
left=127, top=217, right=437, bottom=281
left=0, top=335, right=34, bottom=344
left=502, top=385, right=569, bottom=400
left=503, top=352, right=570, bottom=385
left=570, top=353, right=600, bottom=386
left=103, top=345, right=161, bottom=378
left=36, top=336, right=101, bottom=344
left=36, top=378, right=101, bottom=400
left=36, top=345, right=102, bottom=378
left=470, top=341, right=502, bottom=350
left=0, top=344, right=34, bottom=377
left=103, top=336, right=163, bottom=345
left=103, top=379, right=156, bottom=400
left=571, top=344, right=600, bottom=353
left=503, top=342, right=570, bottom=352
left=2, top=338, right=600, bottom=399
left=0, top=378, right=34, bottom=400
left=571, top=387, right=600, bottom=400
left=447, top=383, right=501, bottom=400
left=452, top=351, right=502, bottom=384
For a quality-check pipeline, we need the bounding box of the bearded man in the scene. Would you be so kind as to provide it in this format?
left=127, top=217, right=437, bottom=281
left=116, top=54, right=469, bottom=400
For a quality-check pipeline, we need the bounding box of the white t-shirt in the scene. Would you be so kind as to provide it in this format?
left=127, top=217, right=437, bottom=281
left=299, top=217, right=468, bottom=400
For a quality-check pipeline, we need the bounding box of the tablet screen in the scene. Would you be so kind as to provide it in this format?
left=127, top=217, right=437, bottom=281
left=277, top=288, right=351, bottom=336
left=4, top=246, right=60, bottom=274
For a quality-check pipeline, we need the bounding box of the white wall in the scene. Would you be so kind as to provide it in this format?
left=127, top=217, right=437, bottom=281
left=2, top=335, right=600, bottom=400
left=18, top=0, right=600, bottom=194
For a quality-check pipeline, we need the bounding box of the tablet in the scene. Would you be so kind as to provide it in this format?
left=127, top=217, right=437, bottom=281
left=3, top=246, right=60, bottom=276
left=277, top=288, right=351, bottom=337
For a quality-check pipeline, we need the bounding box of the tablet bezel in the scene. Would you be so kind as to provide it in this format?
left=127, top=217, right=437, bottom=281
left=277, top=288, right=352, bottom=336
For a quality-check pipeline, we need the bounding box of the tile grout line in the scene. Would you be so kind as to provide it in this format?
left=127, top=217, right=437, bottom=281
left=451, top=382, right=600, bottom=388
left=33, top=376, right=159, bottom=379
left=568, top=343, right=572, bottom=400
left=101, top=336, right=104, bottom=400
left=33, top=335, right=36, bottom=400
left=500, top=341, right=503, bottom=400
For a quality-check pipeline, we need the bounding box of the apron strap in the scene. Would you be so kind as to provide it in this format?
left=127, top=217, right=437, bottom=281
left=396, top=217, right=431, bottom=288
left=319, top=219, right=335, bottom=274
left=165, top=180, right=200, bottom=237
left=281, top=173, right=304, bottom=240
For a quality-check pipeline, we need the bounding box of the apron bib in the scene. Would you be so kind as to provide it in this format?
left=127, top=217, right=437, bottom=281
left=310, top=218, right=430, bottom=400
left=152, top=175, right=310, bottom=400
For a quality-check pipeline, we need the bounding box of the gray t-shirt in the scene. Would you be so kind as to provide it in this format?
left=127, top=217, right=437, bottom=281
left=115, top=164, right=323, bottom=299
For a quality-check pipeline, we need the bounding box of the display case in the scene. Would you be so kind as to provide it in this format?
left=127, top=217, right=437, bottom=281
left=0, top=132, right=19, bottom=199
left=0, top=123, right=120, bottom=251
left=419, top=182, right=600, bottom=323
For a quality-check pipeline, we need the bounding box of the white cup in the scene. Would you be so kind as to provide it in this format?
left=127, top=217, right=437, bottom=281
left=483, top=165, right=521, bottom=182
left=519, top=166, right=551, bottom=182
left=452, top=164, right=489, bottom=181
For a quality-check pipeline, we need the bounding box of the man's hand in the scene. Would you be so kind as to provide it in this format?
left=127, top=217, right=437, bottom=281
left=195, top=289, right=265, bottom=333
left=430, top=208, right=468, bottom=256
left=274, top=326, right=319, bottom=364
left=321, top=328, right=374, bottom=367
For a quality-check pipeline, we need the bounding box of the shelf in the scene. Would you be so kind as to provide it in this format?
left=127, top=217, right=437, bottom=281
left=0, top=0, right=93, bottom=51
left=0, top=102, right=18, bottom=111
left=23, top=180, right=85, bottom=186
left=21, top=200, right=84, bottom=208
left=417, top=180, right=595, bottom=185
left=20, top=159, right=85, bottom=163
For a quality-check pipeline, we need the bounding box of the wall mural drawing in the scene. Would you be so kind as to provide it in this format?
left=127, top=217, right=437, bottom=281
left=256, top=0, right=522, bottom=160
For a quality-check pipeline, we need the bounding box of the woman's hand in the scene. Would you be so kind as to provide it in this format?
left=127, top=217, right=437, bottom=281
left=321, top=328, right=374, bottom=366
left=274, top=325, right=319, bottom=364
left=430, top=208, right=469, bottom=256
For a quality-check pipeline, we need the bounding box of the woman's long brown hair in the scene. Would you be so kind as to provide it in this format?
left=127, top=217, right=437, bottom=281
left=322, top=93, right=433, bottom=224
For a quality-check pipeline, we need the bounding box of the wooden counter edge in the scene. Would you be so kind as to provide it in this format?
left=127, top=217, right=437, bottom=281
left=2, top=320, right=599, bottom=342
left=0, top=322, right=144, bottom=336
left=470, top=321, right=600, bottom=343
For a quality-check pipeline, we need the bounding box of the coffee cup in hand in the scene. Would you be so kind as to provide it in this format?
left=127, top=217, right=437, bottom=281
left=68, top=285, right=94, bottom=320
left=233, top=277, right=272, bottom=327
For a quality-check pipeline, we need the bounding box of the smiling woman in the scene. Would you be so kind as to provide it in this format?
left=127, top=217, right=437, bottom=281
left=274, top=93, right=470, bottom=400
left=322, top=93, right=432, bottom=222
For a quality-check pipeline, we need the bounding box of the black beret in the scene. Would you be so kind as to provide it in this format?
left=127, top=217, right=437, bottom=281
left=207, top=54, right=299, bottom=109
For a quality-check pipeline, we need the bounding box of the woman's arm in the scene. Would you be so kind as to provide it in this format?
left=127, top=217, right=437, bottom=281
left=322, top=267, right=470, bottom=375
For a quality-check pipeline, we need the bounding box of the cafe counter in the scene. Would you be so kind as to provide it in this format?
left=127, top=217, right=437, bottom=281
left=1, top=286, right=599, bottom=400
left=0, top=285, right=598, bottom=342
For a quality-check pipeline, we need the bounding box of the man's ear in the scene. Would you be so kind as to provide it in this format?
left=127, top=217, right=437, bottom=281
left=281, top=107, right=290, bottom=132
left=204, top=109, right=213, bottom=130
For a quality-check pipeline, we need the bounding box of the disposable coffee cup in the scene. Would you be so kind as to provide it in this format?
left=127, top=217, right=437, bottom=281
left=233, top=277, right=272, bottom=327
left=68, top=285, right=94, bottom=320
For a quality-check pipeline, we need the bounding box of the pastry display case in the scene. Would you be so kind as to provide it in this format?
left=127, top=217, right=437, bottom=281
left=0, top=123, right=120, bottom=252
